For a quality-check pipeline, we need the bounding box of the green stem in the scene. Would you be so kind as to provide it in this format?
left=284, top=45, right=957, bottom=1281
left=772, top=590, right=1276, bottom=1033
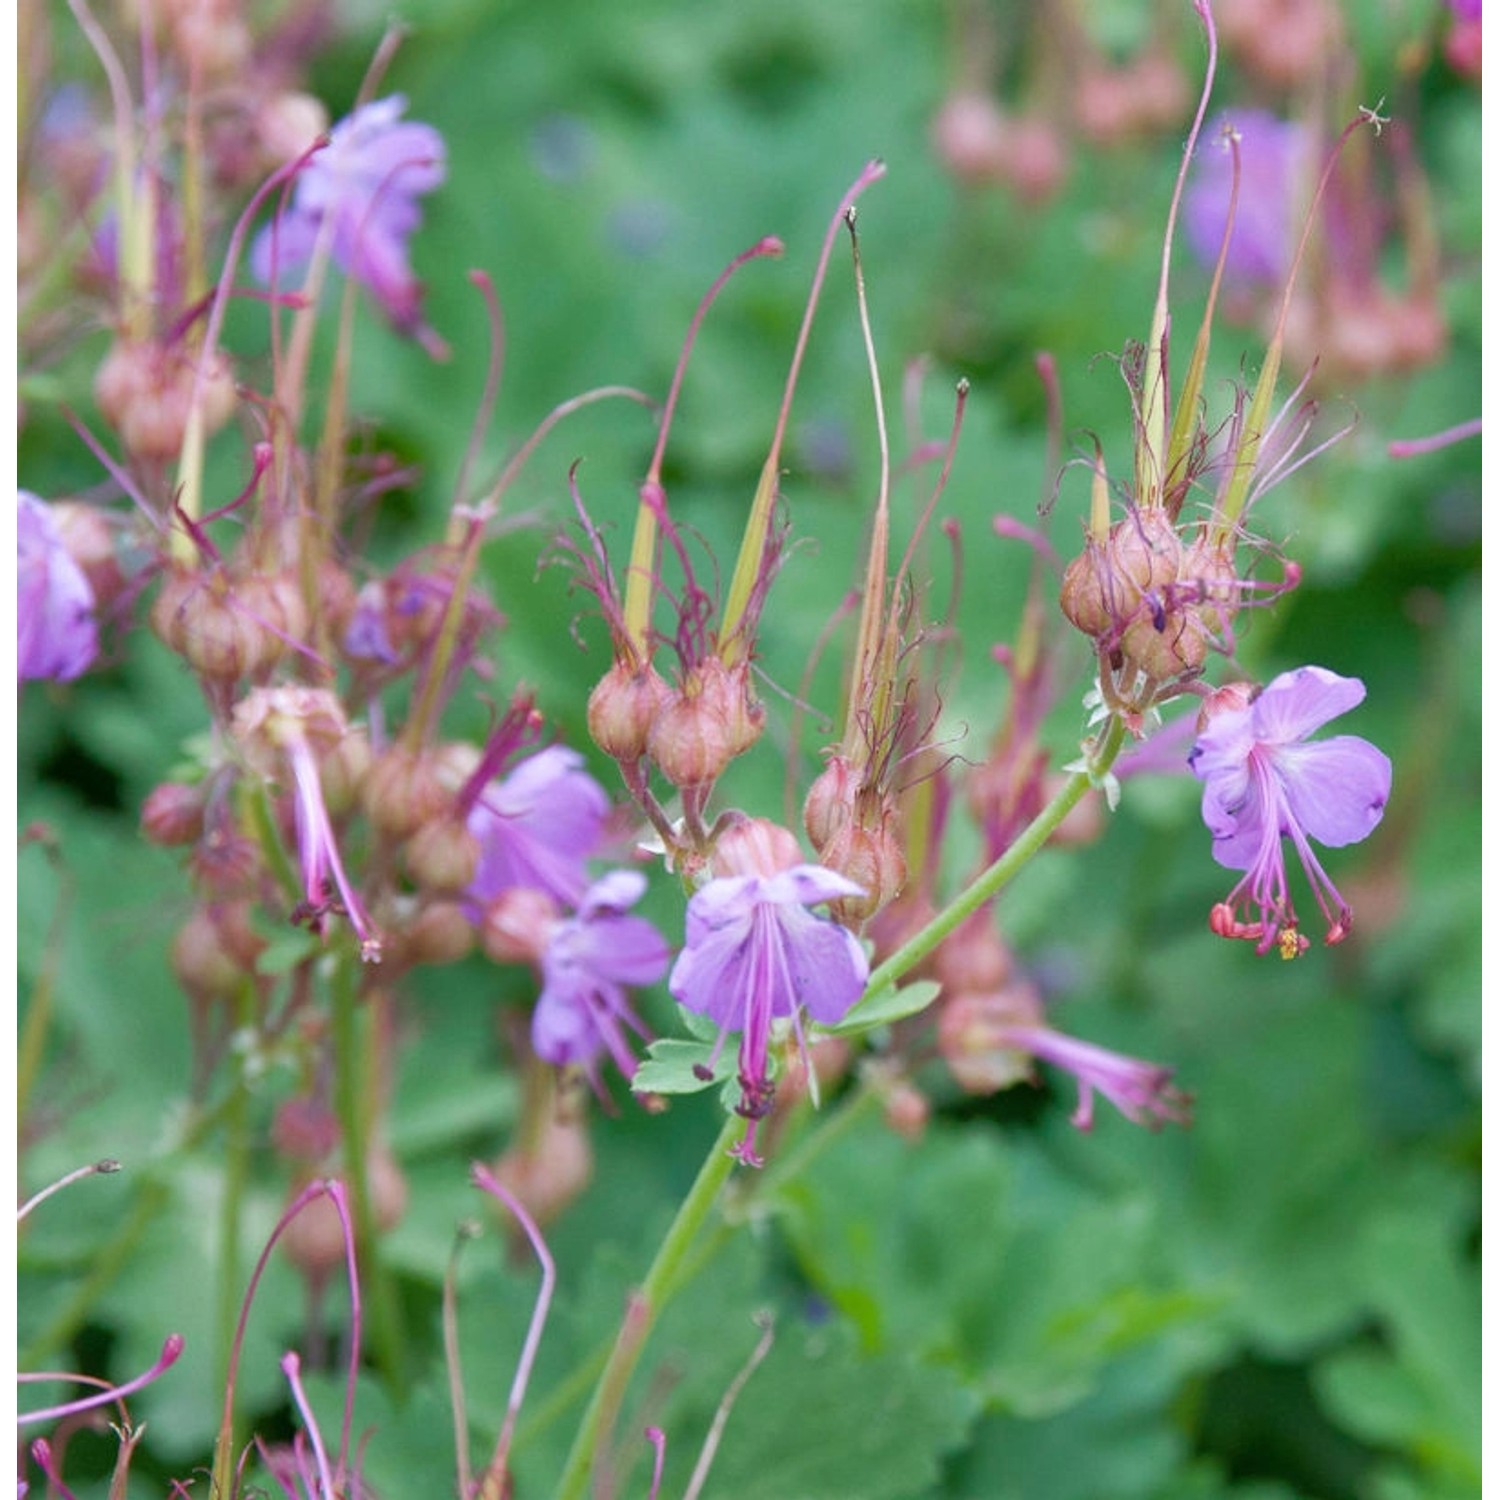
left=553, top=1113, right=744, bottom=1499
left=866, top=714, right=1127, bottom=996
left=331, top=957, right=407, bottom=1397
left=549, top=714, right=1125, bottom=1497
left=215, top=983, right=256, bottom=1402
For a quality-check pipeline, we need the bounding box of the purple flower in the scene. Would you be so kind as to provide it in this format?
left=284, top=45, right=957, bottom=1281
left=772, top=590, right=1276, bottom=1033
left=466, top=746, right=611, bottom=910
left=940, top=984, right=1190, bottom=1130
left=19, top=492, right=98, bottom=682
left=1184, top=110, right=1311, bottom=287
left=252, top=95, right=444, bottom=335
left=669, top=865, right=869, bottom=1166
left=1448, top=0, right=1480, bottom=21
left=1189, top=666, right=1391, bottom=956
left=533, top=871, right=671, bottom=1085
left=1001, top=1025, right=1190, bottom=1131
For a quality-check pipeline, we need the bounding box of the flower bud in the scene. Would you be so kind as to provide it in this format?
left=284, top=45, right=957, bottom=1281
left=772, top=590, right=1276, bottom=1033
left=646, top=658, right=763, bottom=791
left=937, top=983, right=1045, bottom=1095
left=712, top=815, right=802, bottom=880
left=404, top=901, right=477, bottom=967
left=319, top=726, right=371, bottom=820
left=882, top=1080, right=930, bottom=1142
left=272, top=1098, right=340, bottom=1163
left=280, top=1182, right=346, bottom=1284
left=405, top=816, right=481, bottom=893
left=256, top=91, right=329, bottom=167
left=820, top=819, right=906, bottom=927
left=171, top=901, right=265, bottom=1001
left=141, top=781, right=206, bottom=846
left=646, top=686, right=735, bottom=792
left=489, top=1112, right=593, bottom=1228
left=151, top=569, right=291, bottom=685
left=931, top=92, right=1013, bottom=185
left=51, top=502, right=126, bottom=610
left=480, top=887, right=562, bottom=965
left=362, top=746, right=449, bottom=839
left=587, top=661, right=671, bottom=764
left=95, top=339, right=236, bottom=463
left=933, top=915, right=1013, bottom=995
left=802, top=754, right=855, bottom=852
left=1004, top=116, right=1068, bottom=204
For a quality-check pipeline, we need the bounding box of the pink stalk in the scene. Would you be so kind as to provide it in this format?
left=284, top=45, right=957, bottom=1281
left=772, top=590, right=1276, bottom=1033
left=450, top=272, right=507, bottom=520
left=765, top=160, right=887, bottom=474
left=28, top=1439, right=79, bottom=1500
left=19, top=1336, right=185, bottom=1428
left=644, top=1426, right=668, bottom=1500
left=481, top=384, right=656, bottom=515
left=469, top=1162, right=558, bottom=1494
left=1388, top=417, right=1482, bottom=458
left=650, top=236, right=785, bottom=493
left=214, top=1179, right=360, bottom=1479
left=60, top=409, right=163, bottom=531
left=281, top=1353, right=338, bottom=1500
left=893, top=379, right=970, bottom=594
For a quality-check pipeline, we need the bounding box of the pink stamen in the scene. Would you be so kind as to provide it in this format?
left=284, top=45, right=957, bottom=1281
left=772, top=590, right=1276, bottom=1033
left=469, top=1163, right=558, bottom=1492
left=19, top=1335, right=185, bottom=1428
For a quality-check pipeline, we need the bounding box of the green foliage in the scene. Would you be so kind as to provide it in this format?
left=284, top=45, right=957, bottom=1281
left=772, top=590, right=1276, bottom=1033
left=16, top=0, right=1479, bottom=1495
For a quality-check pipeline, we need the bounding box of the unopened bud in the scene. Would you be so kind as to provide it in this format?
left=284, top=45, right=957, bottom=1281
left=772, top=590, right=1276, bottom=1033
left=821, top=820, right=906, bottom=926
left=319, top=727, right=371, bottom=819
left=141, top=781, right=206, bottom=846
left=95, top=339, right=236, bottom=463
left=272, top=1098, right=340, bottom=1163
left=882, top=1081, right=930, bottom=1142
left=587, top=661, right=671, bottom=764
left=489, top=1113, right=593, bottom=1228
left=933, top=915, right=1013, bottom=995
left=937, top=983, right=1044, bottom=1095
left=362, top=746, right=449, bottom=839
left=51, top=502, right=125, bottom=610
left=931, top=92, right=1013, bottom=186
left=405, top=817, right=481, bottom=893
left=646, top=686, right=735, bottom=792
left=257, top=91, right=329, bottom=166
left=802, top=755, right=855, bottom=852
left=405, top=901, right=477, bottom=967
left=1005, top=116, right=1068, bottom=204
left=171, top=901, right=265, bottom=1001
left=712, top=815, right=802, bottom=880
left=480, top=887, right=562, bottom=965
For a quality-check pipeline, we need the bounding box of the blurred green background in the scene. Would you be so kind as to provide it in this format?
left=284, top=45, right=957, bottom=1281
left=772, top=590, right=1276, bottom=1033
left=18, top=0, right=1479, bottom=1496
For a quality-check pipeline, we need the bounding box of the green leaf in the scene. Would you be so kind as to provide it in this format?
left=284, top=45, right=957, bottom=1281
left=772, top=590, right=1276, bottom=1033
left=633, top=1037, right=734, bottom=1096
left=822, top=978, right=940, bottom=1036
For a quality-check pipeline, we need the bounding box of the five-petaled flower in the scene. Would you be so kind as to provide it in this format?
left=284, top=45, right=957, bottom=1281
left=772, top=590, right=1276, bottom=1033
left=1189, top=665, right=1391, bottom=956
left=669, top=865, right=869, bottom=1166
left=533, top=871, right=671, bottom=1087
left=252, top=95, right=445, bottom=338
left=19, top=491, right=98, bottom=683
left=466, top=745, right=611, bottom=912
